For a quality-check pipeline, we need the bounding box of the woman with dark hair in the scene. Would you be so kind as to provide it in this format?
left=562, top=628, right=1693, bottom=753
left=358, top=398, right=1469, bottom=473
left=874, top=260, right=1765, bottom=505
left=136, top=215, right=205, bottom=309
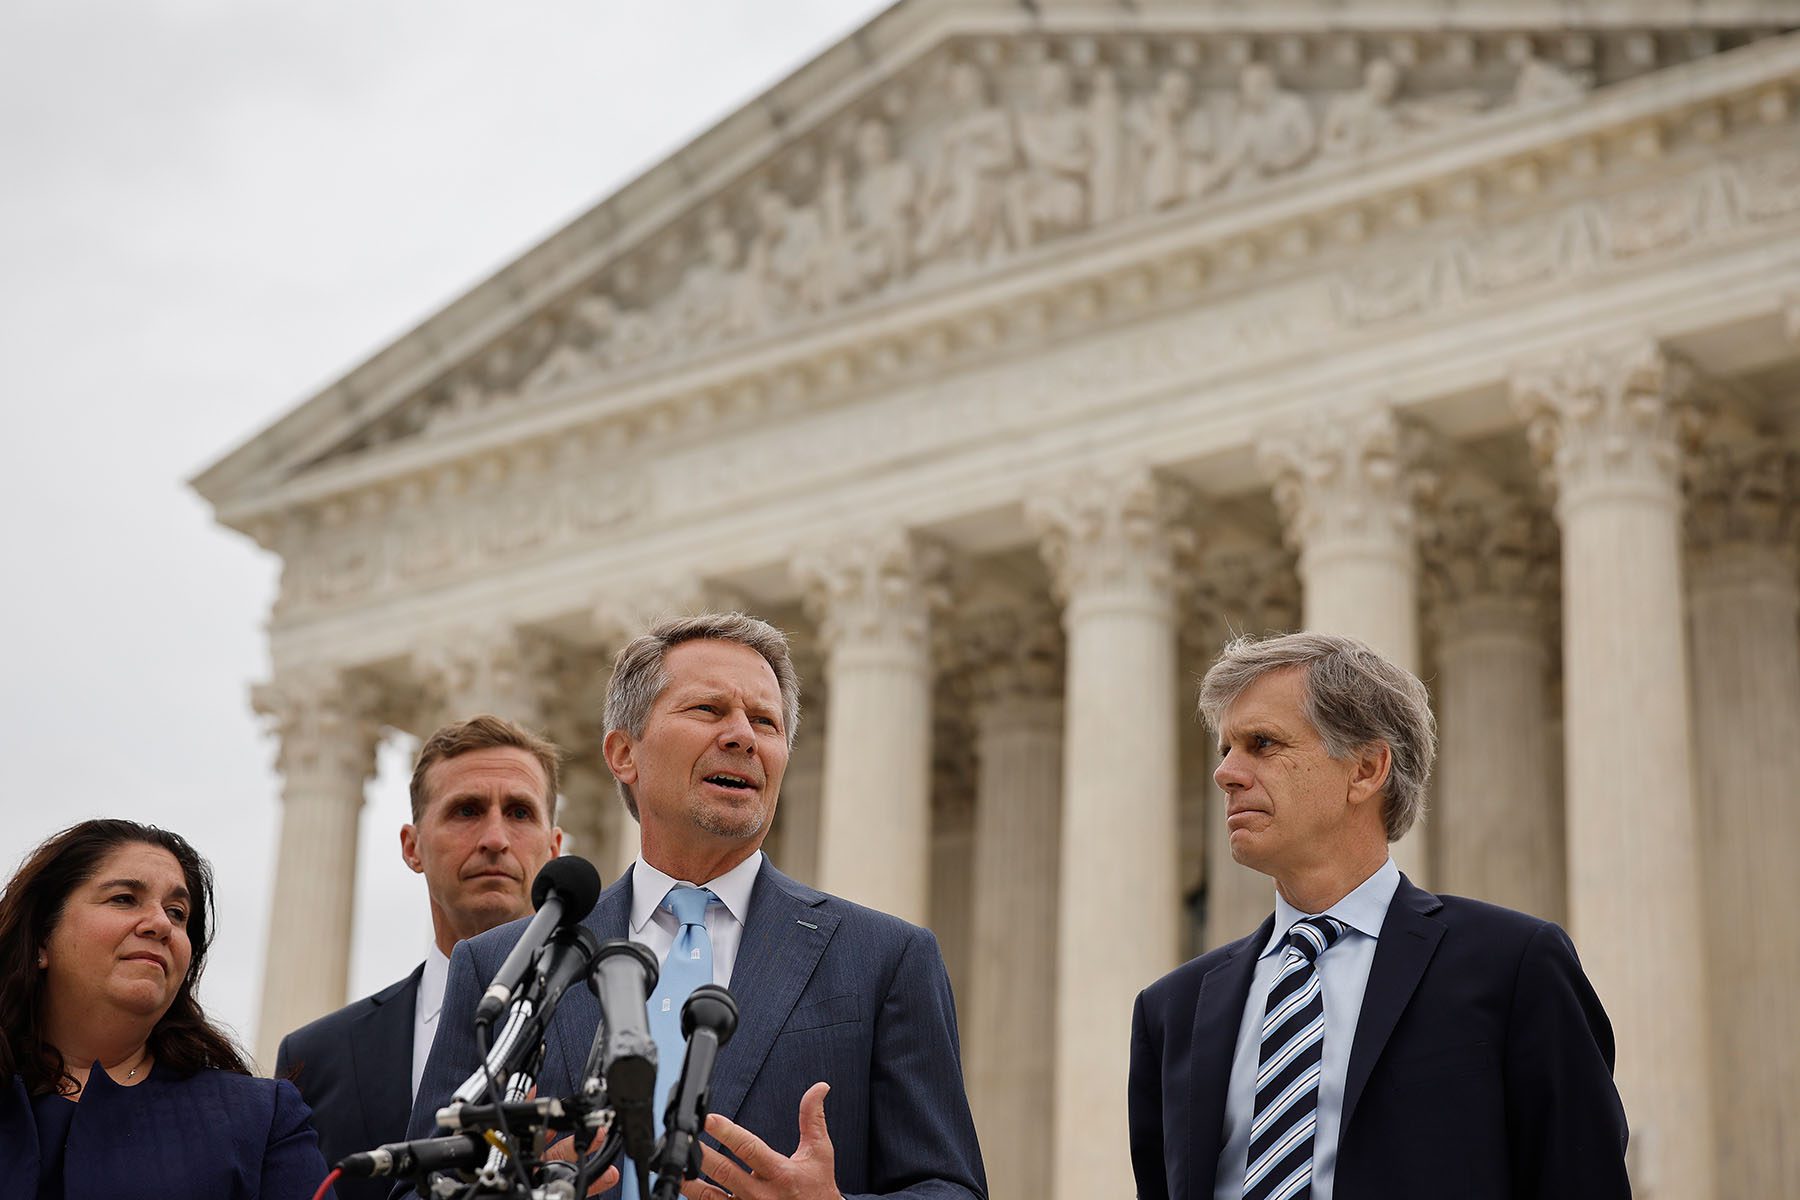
left=0, top=819, right=334, bottom=1198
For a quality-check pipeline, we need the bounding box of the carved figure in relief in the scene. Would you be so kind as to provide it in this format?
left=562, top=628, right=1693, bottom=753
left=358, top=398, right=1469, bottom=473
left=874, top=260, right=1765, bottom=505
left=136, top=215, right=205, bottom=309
left=915, top=61, right=1015, bottom=264
left=815, top=153, right=857, bottom=307
left=1086, top=67, right=1125, bottom=225
left=1320, top=59, right=1485, bottom=158
left=665, top=222, right=754, bottom=344
left=520, top=339, right=592, bottom=395
left=1126, top=70, right=1207, bottom=211
left=746, top=186, right=830, bottom=322
left=573, top=290, right=660, bottom=367
left=1007, top=60, right=1093, bottom=247
left=847, top=116, right=919, bottom=290
left=1509, top=53, right=1591, bottom=108
left=1197, top=64, right=1317, bottom=194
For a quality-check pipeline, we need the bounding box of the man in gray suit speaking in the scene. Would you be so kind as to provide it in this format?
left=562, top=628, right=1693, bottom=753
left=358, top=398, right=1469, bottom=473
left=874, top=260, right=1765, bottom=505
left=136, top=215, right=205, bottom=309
left=407, top=613, right=986, bottom=1199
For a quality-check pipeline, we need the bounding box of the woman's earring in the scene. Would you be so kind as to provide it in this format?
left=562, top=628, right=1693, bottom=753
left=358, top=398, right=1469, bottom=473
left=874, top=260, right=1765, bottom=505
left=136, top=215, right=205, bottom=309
left=37, top=950, right=47, bottom=968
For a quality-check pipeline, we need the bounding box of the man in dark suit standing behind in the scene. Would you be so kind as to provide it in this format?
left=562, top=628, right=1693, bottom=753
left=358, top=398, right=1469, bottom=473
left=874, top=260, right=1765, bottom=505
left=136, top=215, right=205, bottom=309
left=1130, top=631, right=1629, bottom=1200
left=408, top=612, right=984, bottom=1199
left=276, top=715, right=564, bottom=1198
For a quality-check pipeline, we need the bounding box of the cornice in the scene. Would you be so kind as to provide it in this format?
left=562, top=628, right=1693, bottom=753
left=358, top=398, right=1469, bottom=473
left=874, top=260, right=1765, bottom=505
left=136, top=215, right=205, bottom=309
left=193, top=11, right=1797, bottom=516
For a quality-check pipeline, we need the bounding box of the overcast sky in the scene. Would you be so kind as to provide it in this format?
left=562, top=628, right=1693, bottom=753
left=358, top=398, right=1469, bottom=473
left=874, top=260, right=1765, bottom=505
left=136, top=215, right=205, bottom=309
left=0, top=0, right=892, bottom=1060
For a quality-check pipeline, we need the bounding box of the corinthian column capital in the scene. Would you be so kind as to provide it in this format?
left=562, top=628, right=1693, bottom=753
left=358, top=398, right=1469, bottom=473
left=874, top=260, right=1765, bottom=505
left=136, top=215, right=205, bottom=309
left=794, top=529, right=950, bottom=657
left=1187, top=529, right=1300, bottom=648
left=1419, top=475, right=1558, bottom=635
left=1026, top=468, right=1194, bottom=614
left=1260, top=404, right=1436, bottom=556
left=251, top=667, right=382, bottom=792
left=411, top=627, right=555, bottom=727
left=1511, top=336, right=1698, bottom=510
left=1685, top=416, right=1799, bottom=567
left=959, top=602, right=1066, bottom=712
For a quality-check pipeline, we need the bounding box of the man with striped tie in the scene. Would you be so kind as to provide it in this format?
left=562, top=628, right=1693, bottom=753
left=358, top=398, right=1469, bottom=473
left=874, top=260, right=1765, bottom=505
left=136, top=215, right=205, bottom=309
left=1128, top=632, right=1629, bottom=1200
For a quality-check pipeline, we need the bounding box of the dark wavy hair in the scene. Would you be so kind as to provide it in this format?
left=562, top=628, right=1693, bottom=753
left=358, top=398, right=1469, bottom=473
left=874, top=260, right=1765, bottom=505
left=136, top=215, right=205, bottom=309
left=0, top=819, right=251, bottom=1095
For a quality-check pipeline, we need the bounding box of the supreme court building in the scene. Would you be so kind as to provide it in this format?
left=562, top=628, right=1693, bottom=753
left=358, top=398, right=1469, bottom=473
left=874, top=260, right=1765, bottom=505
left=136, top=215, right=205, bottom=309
left=194, top=3, right=1800, bottom=1196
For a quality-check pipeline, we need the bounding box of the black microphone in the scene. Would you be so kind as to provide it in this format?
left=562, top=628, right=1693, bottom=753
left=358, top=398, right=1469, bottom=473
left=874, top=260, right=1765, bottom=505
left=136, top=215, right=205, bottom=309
left=475, top=856, right=603, bottom=1032
left=582, top=939, right=661, bottom=1167
left=485, top=923, right=601, bottom=1084
left=335, top=1132, right=486, bottom=1178
left=650, top=985, right=739, bottom=1199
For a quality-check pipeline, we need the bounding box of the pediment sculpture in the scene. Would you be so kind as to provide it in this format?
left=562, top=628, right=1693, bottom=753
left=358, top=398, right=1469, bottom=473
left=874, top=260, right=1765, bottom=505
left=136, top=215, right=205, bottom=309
left=370, top=38, right=1612, bottom=445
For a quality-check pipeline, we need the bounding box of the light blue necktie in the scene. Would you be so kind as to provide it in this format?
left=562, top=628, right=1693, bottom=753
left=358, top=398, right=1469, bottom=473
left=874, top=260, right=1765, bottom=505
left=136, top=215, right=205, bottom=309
left=622, top=884, right=716, bottom=1200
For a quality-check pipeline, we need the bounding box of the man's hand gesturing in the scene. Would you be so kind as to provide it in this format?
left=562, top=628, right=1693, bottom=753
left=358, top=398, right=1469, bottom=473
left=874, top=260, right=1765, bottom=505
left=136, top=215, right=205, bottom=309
left=680, top=1081, right=839, bottom=1200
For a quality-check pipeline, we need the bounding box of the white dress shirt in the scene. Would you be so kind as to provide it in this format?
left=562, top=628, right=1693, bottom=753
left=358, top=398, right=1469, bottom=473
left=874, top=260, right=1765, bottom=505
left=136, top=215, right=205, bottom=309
left=627, top=851, right=762, bottom=988
left=1213, top=858, right=1401, bottom=1200
left=412, top=942, right=451, bottom=1101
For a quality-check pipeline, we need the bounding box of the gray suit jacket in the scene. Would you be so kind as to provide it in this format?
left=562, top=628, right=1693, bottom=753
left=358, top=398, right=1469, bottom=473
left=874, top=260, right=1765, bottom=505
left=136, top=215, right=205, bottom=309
left=407, top=859, right=986, bottom=1199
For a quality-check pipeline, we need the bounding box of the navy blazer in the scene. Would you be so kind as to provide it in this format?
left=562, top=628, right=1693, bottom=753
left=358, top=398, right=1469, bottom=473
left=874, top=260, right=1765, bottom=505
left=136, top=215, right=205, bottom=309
left=1129, top=876, right=1631, bottom=1200
left=0, top=1064, right=334, bottom=1200
left=277, top=964, right=423, bottom=1200
left=407, top=859, right=986, bottom=1199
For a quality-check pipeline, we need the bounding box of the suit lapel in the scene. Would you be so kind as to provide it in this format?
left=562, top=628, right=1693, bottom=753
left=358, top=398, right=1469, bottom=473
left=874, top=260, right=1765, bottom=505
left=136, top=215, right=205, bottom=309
left=1187, top=916, right=1273, bottom=1200
left=350, top=966, right=422, bottom=1148
left=1341, top=875, right=1444, bottom=1131
left=706, top=860, right=835, bottom=1122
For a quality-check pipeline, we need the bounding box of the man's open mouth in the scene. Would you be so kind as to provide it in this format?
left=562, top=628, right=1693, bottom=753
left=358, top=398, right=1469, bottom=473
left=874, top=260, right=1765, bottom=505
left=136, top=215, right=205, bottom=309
left=704, top=773, right=755, bottom=790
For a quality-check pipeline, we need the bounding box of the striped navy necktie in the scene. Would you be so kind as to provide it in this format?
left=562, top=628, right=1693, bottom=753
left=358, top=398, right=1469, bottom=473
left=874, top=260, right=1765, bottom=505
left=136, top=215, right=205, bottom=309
left=1243, top=914, right=1349, bottom=1200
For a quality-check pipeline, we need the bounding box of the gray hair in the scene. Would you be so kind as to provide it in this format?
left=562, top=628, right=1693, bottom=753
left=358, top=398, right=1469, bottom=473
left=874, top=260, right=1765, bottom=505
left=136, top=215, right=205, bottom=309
left=1197, top=631, right=1436, bottom=843
left=603, top=612, right=802, bottom=820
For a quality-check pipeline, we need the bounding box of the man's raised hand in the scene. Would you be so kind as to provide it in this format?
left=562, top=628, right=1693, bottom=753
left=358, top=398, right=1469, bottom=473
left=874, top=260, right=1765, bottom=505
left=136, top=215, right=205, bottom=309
left=681, top=1081, right=838, bottom=1200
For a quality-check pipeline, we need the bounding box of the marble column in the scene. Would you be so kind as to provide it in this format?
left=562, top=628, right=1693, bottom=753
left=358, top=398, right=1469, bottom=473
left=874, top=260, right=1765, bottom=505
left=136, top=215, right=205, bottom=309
left=1189, top=532, right=1300, bottom=947
left=542, top=648, right=616, bottom=871
left=1684, top=425, right=1800, bottom=1197
left=963, top=608, right=1064, bottom=1200
left=251, top=668, right=380, bottom=1070
left=771, top=694, right=825, bottom=884
left=1028, top=470, right=1188, bottom=1200
left=796, top=531, right=946, bottom=926
left=1419, top=478, right=1565, bottom=922
left=1261, top=405, right=1433, bottom=880
left=929, top=788, right=976, bottom=1012
left=1513, top=338, right=1716, bottom=1199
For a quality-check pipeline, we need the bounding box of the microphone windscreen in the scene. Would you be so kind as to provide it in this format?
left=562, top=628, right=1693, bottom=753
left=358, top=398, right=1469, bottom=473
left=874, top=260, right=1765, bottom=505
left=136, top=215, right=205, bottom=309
left=530, top=855, right=603, bottom=919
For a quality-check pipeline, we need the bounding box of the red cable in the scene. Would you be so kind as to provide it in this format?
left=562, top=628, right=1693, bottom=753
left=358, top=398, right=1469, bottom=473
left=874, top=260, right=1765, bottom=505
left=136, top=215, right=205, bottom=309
left=312, top=1167, right=343, bottom=1200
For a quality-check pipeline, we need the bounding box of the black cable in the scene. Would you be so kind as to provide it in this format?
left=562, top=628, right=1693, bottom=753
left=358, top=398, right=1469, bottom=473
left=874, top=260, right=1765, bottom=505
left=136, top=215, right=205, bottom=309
left=472, top=1022, right=537, bottom=1196
left=574, top=1125, right=624, bottom=1195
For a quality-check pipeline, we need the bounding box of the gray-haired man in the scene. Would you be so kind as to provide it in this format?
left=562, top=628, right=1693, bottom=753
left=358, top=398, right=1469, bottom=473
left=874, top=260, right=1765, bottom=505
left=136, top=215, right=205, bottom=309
left=1129, top=631, right=1629, bottom=1200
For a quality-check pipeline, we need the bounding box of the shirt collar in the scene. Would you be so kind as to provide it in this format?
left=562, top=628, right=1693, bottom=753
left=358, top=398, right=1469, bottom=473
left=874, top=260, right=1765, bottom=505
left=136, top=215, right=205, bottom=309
left=629, top=850, right=762, bottom=934
left=1261, top=857, right=1401, bottom=959
left=420, top=940, right=452, bottom=1022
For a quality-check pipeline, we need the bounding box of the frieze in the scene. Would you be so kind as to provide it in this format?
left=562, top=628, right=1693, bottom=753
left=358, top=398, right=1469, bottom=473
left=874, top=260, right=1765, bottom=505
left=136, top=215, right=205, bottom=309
left=269, top=136, right=1800, bottom=621
left=307, top=28, right=1793, bottom=464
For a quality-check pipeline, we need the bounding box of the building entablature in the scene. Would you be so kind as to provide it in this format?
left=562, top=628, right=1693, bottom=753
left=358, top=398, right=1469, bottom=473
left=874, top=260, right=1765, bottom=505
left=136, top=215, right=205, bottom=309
left=195, top=9, right=1797, bottom=523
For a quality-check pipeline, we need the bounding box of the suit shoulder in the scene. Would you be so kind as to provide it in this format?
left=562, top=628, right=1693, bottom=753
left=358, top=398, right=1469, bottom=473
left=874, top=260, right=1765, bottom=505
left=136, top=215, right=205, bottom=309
left=279, top=968, right=420, bottom=1049
left=172, top=1068, right=290, bottom=1114
left=1139, top=927, right=1264, bottom=1010
left=466, top=913, right=532, bottom=960
left=1431, top=892, right=1560, bottom=940
left=811, top=887, right=939, bottom=949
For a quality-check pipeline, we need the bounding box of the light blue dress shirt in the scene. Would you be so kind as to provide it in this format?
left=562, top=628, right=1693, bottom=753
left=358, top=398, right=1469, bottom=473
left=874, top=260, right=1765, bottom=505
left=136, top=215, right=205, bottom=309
left=1212, top=858, right=1401, bottom=1200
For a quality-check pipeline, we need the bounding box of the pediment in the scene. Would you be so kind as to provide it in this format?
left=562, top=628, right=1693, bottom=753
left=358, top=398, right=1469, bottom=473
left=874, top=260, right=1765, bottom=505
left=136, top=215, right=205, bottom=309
left=193, top=1, right=1800, bottom=526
